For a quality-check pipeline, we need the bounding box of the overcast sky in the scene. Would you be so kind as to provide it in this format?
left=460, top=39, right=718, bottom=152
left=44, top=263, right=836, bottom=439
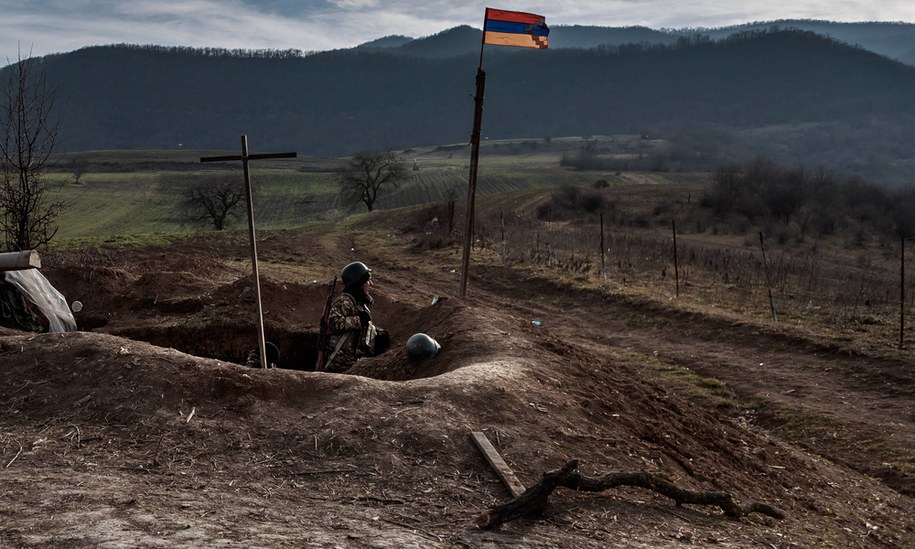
left=3, top=0, right=914, bottom=64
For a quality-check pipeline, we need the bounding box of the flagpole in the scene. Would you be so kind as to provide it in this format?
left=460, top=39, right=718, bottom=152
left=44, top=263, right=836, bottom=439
left=459, top=11, right=489, bottom=297
left=478, top=9, right=488, bottom=68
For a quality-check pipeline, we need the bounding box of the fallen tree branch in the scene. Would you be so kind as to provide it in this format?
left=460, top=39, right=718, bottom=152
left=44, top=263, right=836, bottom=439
left=476, top=459, right=784, bottom=529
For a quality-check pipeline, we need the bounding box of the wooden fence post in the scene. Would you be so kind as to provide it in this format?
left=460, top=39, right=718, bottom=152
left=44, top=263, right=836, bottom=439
left=759, top=232, right=778, bottom=322
left=600, top=212, right=606, bottom=280
left=901, top=235, right=906, bottom=349
left=672, top=219, right=680, bottom=298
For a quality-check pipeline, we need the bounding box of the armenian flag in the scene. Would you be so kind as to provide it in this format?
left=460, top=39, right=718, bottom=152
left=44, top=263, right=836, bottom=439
left=483, top=8, right=549, bottom=49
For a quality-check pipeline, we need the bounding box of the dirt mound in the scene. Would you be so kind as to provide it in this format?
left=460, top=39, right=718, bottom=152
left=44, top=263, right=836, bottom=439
left=2, top=228, right=913, bottom=548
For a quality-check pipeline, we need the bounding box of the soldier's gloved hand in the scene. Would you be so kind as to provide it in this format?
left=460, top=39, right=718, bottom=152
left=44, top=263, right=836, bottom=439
left=358, top=310, right=372, bottom=326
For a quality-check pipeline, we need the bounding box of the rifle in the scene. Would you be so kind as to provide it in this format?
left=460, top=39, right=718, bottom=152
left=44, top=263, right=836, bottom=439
left=315, top=276, right=337, bottom=371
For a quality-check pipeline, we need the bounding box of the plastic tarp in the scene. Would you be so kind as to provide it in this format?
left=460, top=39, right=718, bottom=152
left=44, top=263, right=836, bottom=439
left=4, top=269, right=76, bottom=332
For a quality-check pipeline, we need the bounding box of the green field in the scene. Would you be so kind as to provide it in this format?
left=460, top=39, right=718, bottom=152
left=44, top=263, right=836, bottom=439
left=46, top=136, right=680, bottom=244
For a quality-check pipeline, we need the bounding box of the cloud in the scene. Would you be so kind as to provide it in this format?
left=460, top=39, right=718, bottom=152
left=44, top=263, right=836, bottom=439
left=1, top=0, right=353, bottom=60
left=2, top=0, right=915, bottom=64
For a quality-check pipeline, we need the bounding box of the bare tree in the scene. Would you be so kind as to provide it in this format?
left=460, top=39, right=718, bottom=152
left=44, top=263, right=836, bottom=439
left=69, top=160, right=89, bottom=184
left=183, top=175, right=244, bottom=230
left=0, top=50, right=65, bottom=251
left=337, top=151, right=408, bottom=212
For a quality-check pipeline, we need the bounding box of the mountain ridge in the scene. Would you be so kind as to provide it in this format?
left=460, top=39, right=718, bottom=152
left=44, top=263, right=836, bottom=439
left=4, top=26, right=915, bottom=184
left=355, top=19, right=915, bottom=65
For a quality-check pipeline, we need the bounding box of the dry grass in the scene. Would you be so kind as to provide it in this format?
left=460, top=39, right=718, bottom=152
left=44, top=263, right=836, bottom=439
left=394, top=179, right=913, bottom=355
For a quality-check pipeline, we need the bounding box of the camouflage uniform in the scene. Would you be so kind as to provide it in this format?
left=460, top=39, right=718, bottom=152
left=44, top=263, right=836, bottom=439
left=323, top=293, right=377, bottom=373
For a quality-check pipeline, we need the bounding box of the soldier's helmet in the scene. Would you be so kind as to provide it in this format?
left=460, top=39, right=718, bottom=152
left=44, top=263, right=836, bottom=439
left=341, top=261, right=372, bottom=287
left=406, top=333, right=440, bottom=360
left=246, top=341, right=280, bottom=368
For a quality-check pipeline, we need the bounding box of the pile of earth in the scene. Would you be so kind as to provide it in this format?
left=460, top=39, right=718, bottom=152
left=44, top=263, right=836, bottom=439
left=0, top=229, right=912, bottom=548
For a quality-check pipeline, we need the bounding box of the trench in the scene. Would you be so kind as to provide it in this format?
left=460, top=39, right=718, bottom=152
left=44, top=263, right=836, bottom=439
left=76, top=287, right=463, bottom=381
left=110, top=322, right=320, bottom=370
left=108, top=320, right=459, bottom=382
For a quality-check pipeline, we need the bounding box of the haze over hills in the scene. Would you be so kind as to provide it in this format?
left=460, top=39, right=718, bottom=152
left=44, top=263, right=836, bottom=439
left=359, top=24, right=686, bottom=58
left=696, top=20, right=915, bottom=65
left=5, top=21, right=915, bottom=185
left=362, top=20, right=915, bottom=66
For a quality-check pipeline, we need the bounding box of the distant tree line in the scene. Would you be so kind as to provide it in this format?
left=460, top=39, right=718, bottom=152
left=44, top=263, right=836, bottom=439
left=538, top=156, right=915, bottom=246
left=560, top=135, right=725, bottom=173
left=93, top=43, right=310, bottom=59
left=702, top=158, right=915, bottom=242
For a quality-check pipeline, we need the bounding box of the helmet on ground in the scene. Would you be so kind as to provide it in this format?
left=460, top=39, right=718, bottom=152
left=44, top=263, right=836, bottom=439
left=341, top=261, right=372, bottom=287
left=406, top=333, right=440, bottom=360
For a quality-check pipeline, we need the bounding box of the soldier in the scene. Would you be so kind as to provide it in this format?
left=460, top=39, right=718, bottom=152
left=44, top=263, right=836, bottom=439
left=323, top=261, right=389, bottom=373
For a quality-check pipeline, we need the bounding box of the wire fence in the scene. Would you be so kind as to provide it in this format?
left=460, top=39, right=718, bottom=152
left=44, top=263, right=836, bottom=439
left=433, top=205, right=913, bottom=344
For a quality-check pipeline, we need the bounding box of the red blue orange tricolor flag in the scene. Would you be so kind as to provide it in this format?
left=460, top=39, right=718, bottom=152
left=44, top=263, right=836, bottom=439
left=460, top=8, right=549, bottom=297
left=483, top=8, right=549, bottom=49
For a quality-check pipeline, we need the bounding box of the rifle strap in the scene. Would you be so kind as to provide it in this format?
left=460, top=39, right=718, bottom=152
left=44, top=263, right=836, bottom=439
left=326, top=331, right=352, bottom=366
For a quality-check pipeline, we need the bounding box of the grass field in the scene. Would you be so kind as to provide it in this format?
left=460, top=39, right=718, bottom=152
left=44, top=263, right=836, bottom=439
left=47, top=136, right=668, bottom=244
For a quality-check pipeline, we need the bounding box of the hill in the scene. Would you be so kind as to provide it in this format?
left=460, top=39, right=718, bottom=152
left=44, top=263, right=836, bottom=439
left=378, top=24, right=683, bottom=57
left=365, top=21, right=915, bottom=64
left=1, top=200, right=913, bottom=546
left=10, top=28, right=915, bottom=185
left=700, top=20, right=915, bottom=66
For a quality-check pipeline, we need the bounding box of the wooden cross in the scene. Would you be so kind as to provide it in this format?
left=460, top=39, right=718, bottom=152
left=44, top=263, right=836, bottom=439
left=201, top=134, right=296, bottom=369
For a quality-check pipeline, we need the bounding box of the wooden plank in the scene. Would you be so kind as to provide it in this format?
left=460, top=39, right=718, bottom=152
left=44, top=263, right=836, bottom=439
left=0, top=250, right=40, bottom=272
left=470, top=431, right=526, bottom=498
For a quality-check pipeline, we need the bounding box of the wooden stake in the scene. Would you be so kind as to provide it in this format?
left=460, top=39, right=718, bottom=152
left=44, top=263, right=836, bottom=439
left=470, top=431, right=526, bottom=498
left=201, top=136, right=296, bottom=369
